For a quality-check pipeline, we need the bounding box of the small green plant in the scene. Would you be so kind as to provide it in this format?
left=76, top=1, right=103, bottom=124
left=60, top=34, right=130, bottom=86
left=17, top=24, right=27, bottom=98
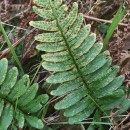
left=0, top=58, right=48, bottom=130
left=103, top=2, right=126, bottom=50
left=30, top=0, right=129, bottom=128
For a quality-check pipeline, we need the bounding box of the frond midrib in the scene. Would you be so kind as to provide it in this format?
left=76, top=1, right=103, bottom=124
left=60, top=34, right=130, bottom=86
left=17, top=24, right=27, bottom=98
left=49, top=0, right=109, bottom=119
left=0, top=93, right=29, bottom=115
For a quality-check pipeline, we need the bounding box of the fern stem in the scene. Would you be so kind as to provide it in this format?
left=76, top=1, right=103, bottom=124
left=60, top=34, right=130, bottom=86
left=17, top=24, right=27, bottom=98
left=30, top=59, right=43, bottom=85
left=81, top=124, right=85, bottom=130
left=50, top=121, right=113, bottom=125
left=0, top=94, right=28, bottom=115
left=49, top=0, right=112, bottom=124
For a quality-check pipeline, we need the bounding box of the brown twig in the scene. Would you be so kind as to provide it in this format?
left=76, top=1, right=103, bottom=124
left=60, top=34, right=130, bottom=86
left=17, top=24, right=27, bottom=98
left=84, top=15, right=128, bottom=27
left=1, top=22, right=29, bottom=30
left=0, top=28, right=36, bottom=59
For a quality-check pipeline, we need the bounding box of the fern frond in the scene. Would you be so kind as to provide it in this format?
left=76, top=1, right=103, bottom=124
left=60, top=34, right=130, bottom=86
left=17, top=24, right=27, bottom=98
left=30, top=0, right=128, bottom=125
left=0, top=58, right=48, bottom=130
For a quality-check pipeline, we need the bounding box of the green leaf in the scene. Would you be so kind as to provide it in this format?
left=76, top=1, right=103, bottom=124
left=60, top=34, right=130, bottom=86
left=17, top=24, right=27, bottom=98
left=69, top=103, right=95, bottom=124
left=18, top=83, right=38, bottom=107
left=86, top=57, right=112, bottom=83
left=0, top=104, right=13, bottom=130
left=25, top=116, right=44, bottom=129
left=103, top=2, right=127, bottom=50
left=118, top=99, right=130, bottom=114
left=77, top=43, right=103, bottom=68
left=64, top=97, right=91, bottom=117
left=23, top=94, right=48, bottom=113
left=66, top=14, right=83, bottom=40
left=60, top=3, right=78, bottom=30
left=0, top=99, right=4, bottom=116
left=101, top=96, right=125, bottom=110
left=0, top=58, right=8, bottom=85
left=71, top=25, right=91, bottom=50
left=43, top=60, right=74, bottom=72
left=0, top=67, right=18, bottom=95
left=73, top=33, right=96, bottom=57
left=30, top=20, right=58, bottom=31
left=33, top=6, right=54, bottom=19
left=96, top=75, right=125, bottom=98
left=82, top=51, right=109, bottom=76
left=87, top=124, right=95, bottom=130
left=36, top=42, right=66, bottom=52
left=51, top=78, right=82, bottom=96
left=15, top=110, right=25, bottom=128
left=89, top=66, right=120, bottom=90
left=35, top=31, right=62, bottom=43
left=47, top=70, right=78, bottom=83
left=55, top=87, right=87, bottom=110
left=8, top=75, right=29, bottom=101
left=42, top=51, right=69, bottom=62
